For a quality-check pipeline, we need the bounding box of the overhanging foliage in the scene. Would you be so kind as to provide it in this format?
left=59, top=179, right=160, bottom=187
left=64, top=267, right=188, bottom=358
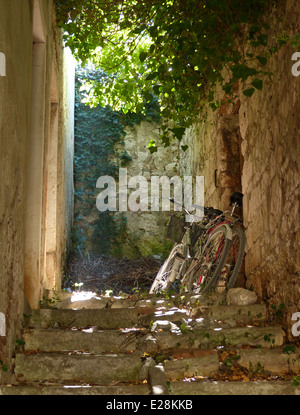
left=56, top=0, right=287, bottom=146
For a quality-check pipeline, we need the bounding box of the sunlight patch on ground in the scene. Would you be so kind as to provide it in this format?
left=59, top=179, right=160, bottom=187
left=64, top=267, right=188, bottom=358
left=71, top=291, right=98, bottom=302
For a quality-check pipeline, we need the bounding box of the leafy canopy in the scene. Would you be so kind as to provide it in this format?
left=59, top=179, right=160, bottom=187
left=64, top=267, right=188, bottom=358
left=56, top=0, right=280, bottom=145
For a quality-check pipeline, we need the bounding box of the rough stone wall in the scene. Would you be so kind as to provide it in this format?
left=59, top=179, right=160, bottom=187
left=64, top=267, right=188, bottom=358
left=180, top=0, right=300, bottom=339
left=0, top=0, right=74, bottom=383
left=115, top=108, right=243, bottom=260
left=239, top=0, right=300, bottom=340
left=179, top=107, right=242, bottom=213
left=114, top=121, right=181, bottom=259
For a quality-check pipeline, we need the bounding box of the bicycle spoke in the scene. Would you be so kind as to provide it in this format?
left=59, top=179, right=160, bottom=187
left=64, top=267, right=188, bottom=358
left=151, top=193, right=245, bottom=297
left=222, top=226, right=246, bottom=290
left=183, top=225, right=230, bottom=294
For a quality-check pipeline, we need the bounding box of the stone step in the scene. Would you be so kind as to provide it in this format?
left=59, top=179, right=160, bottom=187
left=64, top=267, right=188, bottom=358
left=237, top=348, right=300, bottom=374
left=158, top=348, right=300, bottom=381
left=14, top=352, right=144, bottom=384
left=152, top=325, right=285, bottom=350
left=139, top=304, right=267, bottom=327
left=169, top=380, right=300, bottom=395
left=22, top=325, right=285, bottom=356
left=164, top=350, right=220, bottom=380
left=204, top=304, right=267, bottom=323
left=27, top=308, right=138, bottom=329
left=0, top=384, right=150, bottom=395
left=2, top=380, right=299, bottom=396
left=5, top=295, right=297, bottom=397
left=23, top=328, right=140, bottom=353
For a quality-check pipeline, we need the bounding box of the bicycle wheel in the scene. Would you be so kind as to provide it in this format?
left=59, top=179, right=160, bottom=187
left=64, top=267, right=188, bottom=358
left=217, top=225, right=246, bottom=291
left=149, top=243, right=185, bottom=294
left=183, top=225, right=231, bottom=294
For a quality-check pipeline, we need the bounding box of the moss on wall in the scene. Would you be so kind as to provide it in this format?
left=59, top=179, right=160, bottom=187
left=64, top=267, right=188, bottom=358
left=72, top=66, right=166, bottom=259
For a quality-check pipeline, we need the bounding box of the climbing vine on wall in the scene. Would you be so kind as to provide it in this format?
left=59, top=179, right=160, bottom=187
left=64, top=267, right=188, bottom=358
left=55, top=0, right=293, bottom=148
left=72, top=66, right=160, bottom=257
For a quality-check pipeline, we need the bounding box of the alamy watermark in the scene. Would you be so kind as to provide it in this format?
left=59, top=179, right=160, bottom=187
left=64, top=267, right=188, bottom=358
left=0, top=312, right=5, bottom=336
left=292, top=312, right=300, bottom=337
left=0, top=52, right=6, bottom=77
left=291, top=52, right=300, bottom=76
left=96, top=168, right=204, bottom=222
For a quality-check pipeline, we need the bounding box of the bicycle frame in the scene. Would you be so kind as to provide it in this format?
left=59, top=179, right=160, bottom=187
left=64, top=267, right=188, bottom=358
left=150, top=192, right=244, bottom=293
left=165, top=198, right=203, bottom=284
left=179, top=202, right=243, bottom=288
left=156, top=199, right=242, bottom=289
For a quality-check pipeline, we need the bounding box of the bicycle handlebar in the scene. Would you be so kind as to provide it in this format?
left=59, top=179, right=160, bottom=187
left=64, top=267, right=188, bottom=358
left=169, top=198, right=204, bottom=221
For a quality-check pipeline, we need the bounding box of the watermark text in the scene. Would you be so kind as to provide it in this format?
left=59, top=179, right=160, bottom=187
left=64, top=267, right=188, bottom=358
left=292, top=312, right=300, bottom=337
left=291, top=52, right=300, bottom=76
left=0, top=312, right=5, bottom=336
left=96, top=168, right=204, bottom=222
left=0, top=52, right=6, bottom=77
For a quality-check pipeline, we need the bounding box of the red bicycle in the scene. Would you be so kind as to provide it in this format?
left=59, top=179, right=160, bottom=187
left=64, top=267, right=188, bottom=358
left=181, top=192, right=245, bottom=294
left=150, top=192, right=245, bottom=295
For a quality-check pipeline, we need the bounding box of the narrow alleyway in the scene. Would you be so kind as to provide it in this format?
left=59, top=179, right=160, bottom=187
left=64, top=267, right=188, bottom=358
left=1, top=289, right=299, bottom=395
left=1, top=0, right=300, bottom=399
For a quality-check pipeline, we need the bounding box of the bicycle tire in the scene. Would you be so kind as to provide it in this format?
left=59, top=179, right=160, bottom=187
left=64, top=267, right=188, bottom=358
left=219, top=225, right=246, bottom=291
left=149, top=243, right=185, bottom=294
left=183, top=224, right=231, bottom=294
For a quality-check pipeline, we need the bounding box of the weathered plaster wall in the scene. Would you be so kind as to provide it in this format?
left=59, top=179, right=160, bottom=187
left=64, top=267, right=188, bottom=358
left=0, top=0, right=74, bottom=383
left=0, top=0, right=33, bottom=384
left=47, top=46, right=75, bottom=293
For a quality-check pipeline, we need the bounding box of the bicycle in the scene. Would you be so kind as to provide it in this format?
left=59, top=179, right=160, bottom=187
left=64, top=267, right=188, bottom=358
left=149, top=192, right=246, bottom=295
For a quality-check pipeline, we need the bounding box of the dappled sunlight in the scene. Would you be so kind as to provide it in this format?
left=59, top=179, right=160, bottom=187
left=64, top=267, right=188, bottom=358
left=152, top=385, right=164, bottom=394
left=154, top=308, right=188, bottom=317
left=82, top=327, right=94, bottom=333
left=70, top=291, right=98, bottom=302
left=183, top=376, right=206, bottom=382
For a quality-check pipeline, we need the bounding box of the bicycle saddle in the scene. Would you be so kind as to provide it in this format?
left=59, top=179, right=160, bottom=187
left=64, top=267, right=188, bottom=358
left=204, top=207, right=224, bottom=219
left=229, top=192, right=243, bottom=207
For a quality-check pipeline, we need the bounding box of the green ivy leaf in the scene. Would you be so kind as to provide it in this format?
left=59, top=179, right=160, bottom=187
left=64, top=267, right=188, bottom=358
left=232, top=64, right=259, bottom=82
left=148, top=139, right=157, bottom=153
left=252, top=78, right=263, bottom=90
left=169, top=127, right=186, bottom=141
left=222, top=82, right=233, bottom=94
left=209, top=101, right=219, bottom=111
left=145, top=72, right=159, bottom=81
left=243, top=87, right=255, bottom=97
left=181, top=145, right=188, bottom=152
left=139, top=51, right=148, bottom=62
left=256, top=55, right=267, bottom=66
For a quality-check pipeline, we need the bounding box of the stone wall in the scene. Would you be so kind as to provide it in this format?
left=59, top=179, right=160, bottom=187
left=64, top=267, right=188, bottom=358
left=239, top=0, right=300, bottom=341
left=0, top=0, right=74, bottom=383
left=180, top=0, right=300, bottom=340
left=112, top=121, right=181, bottom=259
left=108, top=113, right=242, bottom=260
left=179, top=106, right=242, bottom=212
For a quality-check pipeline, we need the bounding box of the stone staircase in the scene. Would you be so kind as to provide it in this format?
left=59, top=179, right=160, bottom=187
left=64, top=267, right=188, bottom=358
left=1, top=291, right=300, bottom=395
